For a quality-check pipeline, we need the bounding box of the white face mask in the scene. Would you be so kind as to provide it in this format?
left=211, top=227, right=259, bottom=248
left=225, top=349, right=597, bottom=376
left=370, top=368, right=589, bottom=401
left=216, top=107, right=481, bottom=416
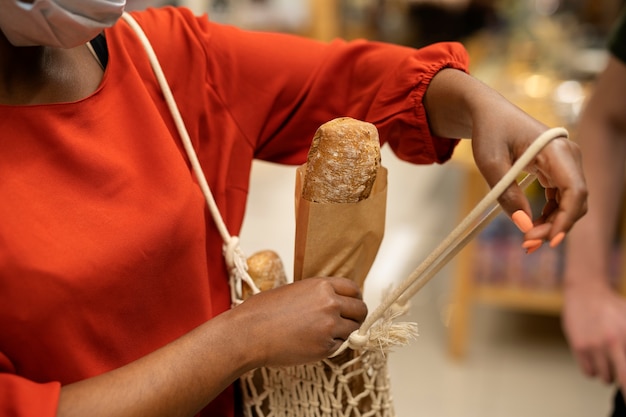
left=0, top=0, right=126, bottom=48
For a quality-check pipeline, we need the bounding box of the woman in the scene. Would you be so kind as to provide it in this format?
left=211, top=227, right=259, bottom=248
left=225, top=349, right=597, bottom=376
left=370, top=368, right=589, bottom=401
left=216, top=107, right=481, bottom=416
left=0, top=1, right=586, bottom=416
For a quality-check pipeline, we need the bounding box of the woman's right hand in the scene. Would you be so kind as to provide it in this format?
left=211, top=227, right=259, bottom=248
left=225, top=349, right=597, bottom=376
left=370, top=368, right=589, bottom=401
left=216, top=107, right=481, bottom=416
left=58, top=276, right=367, bottom=417
left=233, top=277, right=368, bottom=368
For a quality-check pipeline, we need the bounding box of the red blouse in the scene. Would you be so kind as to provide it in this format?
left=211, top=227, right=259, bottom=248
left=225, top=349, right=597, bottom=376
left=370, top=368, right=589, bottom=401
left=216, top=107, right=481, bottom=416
left=0, top=6, right=469, bottom=417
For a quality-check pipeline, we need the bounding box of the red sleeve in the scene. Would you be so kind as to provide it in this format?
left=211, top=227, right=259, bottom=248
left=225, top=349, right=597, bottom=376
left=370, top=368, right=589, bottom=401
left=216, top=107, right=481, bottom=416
left=129, top=7, right=469, bottom=166
left=0, top=353, right=60, bottom=417
left=201, top=19, right=470, bottom=165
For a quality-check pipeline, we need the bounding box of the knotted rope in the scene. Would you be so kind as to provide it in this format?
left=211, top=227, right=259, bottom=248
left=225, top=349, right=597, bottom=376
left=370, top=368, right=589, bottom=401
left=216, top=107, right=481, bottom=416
left=334, top=127, right=568, bottom=355
left=125, top=13, right=571, bottom=415
left=123, top=10, right=568, bottom=353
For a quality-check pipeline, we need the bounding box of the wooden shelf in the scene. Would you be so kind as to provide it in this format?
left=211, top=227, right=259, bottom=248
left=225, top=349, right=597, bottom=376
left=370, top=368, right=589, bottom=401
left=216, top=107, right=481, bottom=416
left=446, top=144, right=626, bottom=360
left=472, top=285, right=563, bottom=314
left=447, top=146, right=567, bottom=360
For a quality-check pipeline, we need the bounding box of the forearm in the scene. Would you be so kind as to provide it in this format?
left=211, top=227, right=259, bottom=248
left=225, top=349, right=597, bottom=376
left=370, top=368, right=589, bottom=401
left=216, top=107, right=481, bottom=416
left=57, top=309, right=255, bottom=417
left=565, top=95, right=626, bottom=288
left=564, top=57, right=626, bottom=289
left=423, top=68, right=546, bottom=141
left=424, top=67, right=587, bottom=240
left=55, top=276, right=368, bottom=417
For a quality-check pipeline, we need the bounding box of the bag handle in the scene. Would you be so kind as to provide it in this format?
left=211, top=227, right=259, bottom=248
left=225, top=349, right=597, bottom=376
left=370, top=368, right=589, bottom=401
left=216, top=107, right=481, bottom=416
left=121, top=12, right=568, bottom=351
left=121, top=12, right=260, bottom=305
left=340, top=127, right=568, bottom=353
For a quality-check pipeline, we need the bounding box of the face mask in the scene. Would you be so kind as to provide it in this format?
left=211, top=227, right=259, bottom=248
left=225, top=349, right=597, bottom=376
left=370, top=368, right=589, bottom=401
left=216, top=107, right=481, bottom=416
left=0, top=0, right=126, bottom=48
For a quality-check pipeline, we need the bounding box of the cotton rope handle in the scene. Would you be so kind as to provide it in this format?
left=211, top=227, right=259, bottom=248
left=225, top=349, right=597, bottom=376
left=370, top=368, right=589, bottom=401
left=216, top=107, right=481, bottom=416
left=121, top=12, right=260, bottom=305
left=121, top=12, right=568, bottom=353
left=336, top=126, right=569, bottom=354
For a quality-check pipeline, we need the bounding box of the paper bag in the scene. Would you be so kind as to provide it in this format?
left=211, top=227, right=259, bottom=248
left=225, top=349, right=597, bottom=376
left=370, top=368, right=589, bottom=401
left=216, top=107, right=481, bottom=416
left=293, top=164, right=388, bottom=287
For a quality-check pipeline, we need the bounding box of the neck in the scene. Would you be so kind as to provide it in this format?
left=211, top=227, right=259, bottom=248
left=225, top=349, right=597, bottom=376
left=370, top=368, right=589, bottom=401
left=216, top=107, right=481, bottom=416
left=0, top=32, right=45, bottom=72
left=0, top=33, right=104, bottom=105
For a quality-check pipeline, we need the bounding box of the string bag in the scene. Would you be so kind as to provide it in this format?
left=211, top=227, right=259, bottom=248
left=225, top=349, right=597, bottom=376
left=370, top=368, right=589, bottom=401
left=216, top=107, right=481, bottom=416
left=121, top=12, right=568, bottom=417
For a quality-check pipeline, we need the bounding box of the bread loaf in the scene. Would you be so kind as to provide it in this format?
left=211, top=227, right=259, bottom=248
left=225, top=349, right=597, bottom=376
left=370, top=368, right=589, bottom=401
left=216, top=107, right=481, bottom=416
left=242, top=250, right=287, bottom=299
left=302, top=117, right=381, bottom=203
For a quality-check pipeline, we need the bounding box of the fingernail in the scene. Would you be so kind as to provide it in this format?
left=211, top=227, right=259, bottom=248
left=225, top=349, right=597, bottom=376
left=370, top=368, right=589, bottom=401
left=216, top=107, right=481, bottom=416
left=512, top=210, right=533, bottom=233
left=550, top=232, right=566, bottom=248
left=522, top=239, right=543, bottom=249
left=526, top=244, right=541, bottom=255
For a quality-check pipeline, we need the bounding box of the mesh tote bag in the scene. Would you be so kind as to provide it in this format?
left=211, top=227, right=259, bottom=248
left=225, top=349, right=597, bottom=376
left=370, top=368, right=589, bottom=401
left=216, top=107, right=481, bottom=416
left=122, top=12, right=568, bottom=417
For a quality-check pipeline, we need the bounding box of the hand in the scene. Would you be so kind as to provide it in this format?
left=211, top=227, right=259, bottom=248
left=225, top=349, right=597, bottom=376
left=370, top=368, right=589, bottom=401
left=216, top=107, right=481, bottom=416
left=562, top=281, right=626, bottom=388
left=57, top=277, right=366, bottom=417
left=422, top=68, right=588, bottom=245
left=234, top=277, right=368, bottom=368
left=471, top=111, right=588, bottom=246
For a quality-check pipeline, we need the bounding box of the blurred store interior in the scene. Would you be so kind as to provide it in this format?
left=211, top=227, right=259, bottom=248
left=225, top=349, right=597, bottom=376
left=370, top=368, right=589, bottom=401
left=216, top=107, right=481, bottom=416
left=128, top=1, right=624, bottom=416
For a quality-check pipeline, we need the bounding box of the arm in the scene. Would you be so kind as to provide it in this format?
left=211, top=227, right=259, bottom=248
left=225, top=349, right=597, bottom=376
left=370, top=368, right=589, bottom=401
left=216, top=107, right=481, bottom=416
left=54, top=278, right=366, bottom=417
left=134, top=8, right=585, bottom=236
left=561, top=55, right=626, bottom=388
left=423, top=68, right=587, bottom=242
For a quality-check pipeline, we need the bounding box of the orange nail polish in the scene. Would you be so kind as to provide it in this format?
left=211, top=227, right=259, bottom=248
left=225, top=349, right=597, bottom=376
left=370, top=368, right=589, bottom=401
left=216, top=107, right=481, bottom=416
left=512, top=210, right=533, bottom=233
left=550, top=232, right=566, bottom=248
left=526, top=244, right=541, bottom=255
left=522, top=239, right=543, bottom=249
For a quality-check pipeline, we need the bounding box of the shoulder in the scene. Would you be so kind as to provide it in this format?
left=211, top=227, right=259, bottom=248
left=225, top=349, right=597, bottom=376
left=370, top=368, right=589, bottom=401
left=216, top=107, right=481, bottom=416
left=110, top=6, right=214, bottom=46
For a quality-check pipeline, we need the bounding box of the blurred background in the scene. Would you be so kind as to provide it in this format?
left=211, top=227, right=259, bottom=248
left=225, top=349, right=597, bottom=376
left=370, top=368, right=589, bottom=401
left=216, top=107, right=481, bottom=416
left=128, top=1, right=624, bottom=415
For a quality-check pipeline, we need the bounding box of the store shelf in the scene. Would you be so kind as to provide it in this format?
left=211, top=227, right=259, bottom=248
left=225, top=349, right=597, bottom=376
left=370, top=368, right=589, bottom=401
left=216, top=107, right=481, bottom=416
left=472, top=285, right=563, bottom=314
left=447, top=141, right=624, bottom=360
left=447, top=141, right=566, bottom=359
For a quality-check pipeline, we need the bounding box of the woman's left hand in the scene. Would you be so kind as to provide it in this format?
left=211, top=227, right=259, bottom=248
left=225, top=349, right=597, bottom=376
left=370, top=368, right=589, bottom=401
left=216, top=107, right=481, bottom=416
left=423, top=68, right=588, bottom=245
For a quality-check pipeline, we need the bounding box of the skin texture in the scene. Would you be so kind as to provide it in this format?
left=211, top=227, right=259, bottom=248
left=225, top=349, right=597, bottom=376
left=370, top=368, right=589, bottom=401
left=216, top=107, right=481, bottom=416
left=0, top=19, right=588, bottom=417
left=423, top=68, right=587, bottom=243
left=0, top=28, right=370, bottom=417
left=57, top=277, right=368, bottom=417
left=561, top=55, right=626, bottom=390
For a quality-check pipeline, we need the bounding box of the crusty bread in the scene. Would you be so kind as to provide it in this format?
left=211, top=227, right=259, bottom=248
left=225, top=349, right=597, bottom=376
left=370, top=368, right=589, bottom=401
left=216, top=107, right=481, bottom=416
left=302, top=117, right=381, bottom=203
left=242, top=250, right=287, bottom=299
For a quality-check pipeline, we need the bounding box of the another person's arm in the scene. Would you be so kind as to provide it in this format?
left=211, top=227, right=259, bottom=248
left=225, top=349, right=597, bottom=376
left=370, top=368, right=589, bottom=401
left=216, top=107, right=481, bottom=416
left=562, top=55, right=626, bottom=389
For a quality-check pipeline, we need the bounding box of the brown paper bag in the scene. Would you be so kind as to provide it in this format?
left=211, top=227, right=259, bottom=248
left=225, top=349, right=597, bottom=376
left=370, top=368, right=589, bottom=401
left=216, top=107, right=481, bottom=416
left=293, top=164, right=388, bottom=287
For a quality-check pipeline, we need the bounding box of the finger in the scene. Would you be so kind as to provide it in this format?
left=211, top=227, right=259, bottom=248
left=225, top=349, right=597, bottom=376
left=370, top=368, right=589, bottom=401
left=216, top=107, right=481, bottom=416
left=538, top=196, right=559, bottom=223
left=334, top=315, right=363, bottom=342
left=526, top=243, right=541, bottom=255
left=496, top=181, right=534, bottom=219
left=524, top=222, right=552, bottom=241
left=472, top=145, right=534, bottom=218
left=549, top=232, right=565, bottom=248
left=544, top=186, right=557, bottom=200
left=533, top=139, right=588, bottom=238
left=522, top=239, right=542, bottom=249
left=329, top=339, right=344, bottom=354
left=328, top=277, right=363, bottom=299
left=512, top=210, right=534, bottom=233
left=544, top=187, right=588, bottom=240
left=340, top=297, right=368, bottom=324
left=592, top=350, right=615, bottom=384
left=610, top=343, right=626, bottom=389
left=576, top=351, right=597, bottom=378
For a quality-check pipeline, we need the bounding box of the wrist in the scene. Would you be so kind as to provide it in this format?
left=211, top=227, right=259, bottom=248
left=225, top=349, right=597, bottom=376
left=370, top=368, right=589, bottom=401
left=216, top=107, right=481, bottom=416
left=562, top=268, right=614, bottom=293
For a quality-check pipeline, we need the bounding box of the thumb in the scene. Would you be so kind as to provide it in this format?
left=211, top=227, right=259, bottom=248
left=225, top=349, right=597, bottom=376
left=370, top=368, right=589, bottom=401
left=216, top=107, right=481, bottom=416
left=475, top=156, right=534, bottom=227
left=497, top=180, right=534, bottom=226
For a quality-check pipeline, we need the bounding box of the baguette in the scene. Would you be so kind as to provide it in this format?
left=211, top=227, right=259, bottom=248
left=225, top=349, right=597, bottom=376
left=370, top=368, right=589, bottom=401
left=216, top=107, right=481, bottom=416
left=302, top=117, right=381, bottom=203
